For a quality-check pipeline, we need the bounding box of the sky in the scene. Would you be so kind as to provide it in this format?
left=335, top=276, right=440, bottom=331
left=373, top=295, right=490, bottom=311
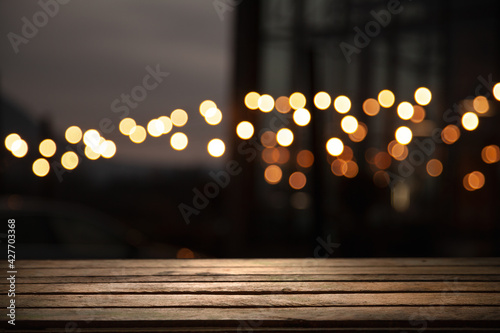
left=0, top=0, right=233, bottom=167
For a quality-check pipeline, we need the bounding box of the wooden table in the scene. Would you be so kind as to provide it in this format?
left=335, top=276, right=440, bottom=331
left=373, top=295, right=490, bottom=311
left=1, top=258, right=499, bottom=332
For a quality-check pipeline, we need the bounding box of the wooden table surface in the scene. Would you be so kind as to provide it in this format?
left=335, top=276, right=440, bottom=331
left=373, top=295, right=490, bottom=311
left=1, top=258, right=499, bottom=332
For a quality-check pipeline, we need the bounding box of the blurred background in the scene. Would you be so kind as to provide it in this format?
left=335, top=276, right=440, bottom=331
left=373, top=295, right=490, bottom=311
left=0, top=0, right=499, bottom=259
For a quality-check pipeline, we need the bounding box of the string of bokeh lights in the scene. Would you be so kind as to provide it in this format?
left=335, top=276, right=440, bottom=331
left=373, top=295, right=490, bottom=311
left=3, top=83, right=500, bottom=193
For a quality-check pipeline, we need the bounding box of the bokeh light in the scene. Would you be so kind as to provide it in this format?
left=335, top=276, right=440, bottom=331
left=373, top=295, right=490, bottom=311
left=333, top=95, right=351, bottom=114
left=341, top=115, right=358, bottom=134
left=362, top=98, right=380, bottom=116
left=61, top=151, right=79, bottom=170
left=264, top=165, right=282, bottom=184
left=388, top=140, right=408, bottom=161
left=289, top=171, right=306, bottom=190
left=397, top=102, right=414, bottom=120
left=426, top=159, right=443, bottom=177
left=205, top=108, right=223, bottom=125
left=119, top=118, right=136, bottom=136
left=244, top=92, right=260, bottom=110
left=32, top=158, right=50, bottom=177
left=297, top=150, right=314, bottom=168
left=261, top=131, right=277, bottom=148
left=314, top=92, right=331, bottom=110
left=5, top=133, right=21, bottom=151
left=338, top=145, right=353, bottom=161
left=331, top=159, right=347, bottom=176
left=411, top=105, right=426, bottom=123
left=39, top=139, right=56, bottom=158
left=348, top=122, right=367, bottom=142
left=147, top=119, right=165, bottom=137
left=171, top=109, right=188, bottom=127
left=236, top=121, right=254, bottom=140
left=481, top=145, right=500, bottom=164
left=276, top=147, right=290, bottom=164
left=207, top=139, right=225, bottom=157
left=344, top=161, right=359, bottom=178
left=374, top=152, right=392, bottom=170
left=65, top=126, right=82, bottom=144
left=276, top=128, right=294, bottom=147
left=473, top=96, right=489, bottom=114
left=378, top=89, right=395, bottom=108
left=262, top=148, right=277, bottom=164
left=275, top=96, right=291, bottom=113
left=326, top=137, right=344, bottom=156
left=101, top=140, right=116, bottom=159
left=200, top=100, right=217, bottom=116
left=395, top=126, right=412, bottom=145
left=85, top=145, right=100, bottom=160
left=158, top=116, right=173, bottom=134
left=129, top=125, right=146, bottom=144
left=441, top=125, right=460, bottom=144
left=414, top=87, right=432, bottom=106
left=83, top=129, right=101, bottom=150
left=293, top=108, right=311, bottom=126
left=466, top=171, right=485, bottom=190
left=258, top=94, right=274, bottom=112
left=170, top=132, right=188, bottom=151
left=494, top=83, right=500, bottom=101
left=11, top=140, right=28, bottom=158
left=462, top=112, right=479, bottom=131
left=289, top=92, right=306, bottom=109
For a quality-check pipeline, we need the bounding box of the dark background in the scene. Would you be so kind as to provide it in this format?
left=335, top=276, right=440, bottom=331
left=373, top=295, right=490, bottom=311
left=1, top=0, right=499, bottom=259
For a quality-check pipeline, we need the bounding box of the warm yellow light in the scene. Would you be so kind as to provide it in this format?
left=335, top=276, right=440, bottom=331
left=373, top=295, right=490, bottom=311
left=171, top=132, right=188, bottom=150
left=293, top=108, right=311, bottom=126
left=348, top=122, right=368, bottom=142
left=171, top=109, right=188, bottom=127
left=411, top=105, right=426, bottom=123
left=275, top=96, right=291, bottom=113
left=11, top=140, right=28, bottom=158
left=331, top=159, right=347, bottom=176
left=482, top=145, right=500, bottom=164
left=388, top=140, right=408, bottom=161
left=147, top=119, right=165, bottom=137
left=84, top=145, right=100, bottom=160
left=258, top=94, right=274, bottom=112
left=261, top=131, right=277, bottom=148
left=83, top=129, right=100, bottom=151
left=244, top=92, right=260, bottom=110
left=129, top=125, right=146, bottom=144
left=378, top=89, right=395, bottom=108
left=494, top=83, right=500, bottom=101
left=344, top=161, right=359, bottom=178
left=101, top=140, right=116, bottom=159
left=297, top=150, right=314, bottom=168
left=374, top=152, right=392, bottom=170
left=61, top=151, right=79, bottom=170
left=362, top=98, right=380, bottom=116
left=326, top=137, right=344, bottom=156
left=338, top=145, right=354, bottom=161
left=289, top=171, right=306, bottom=190
left=314, top=92, right=331, bottom=110
left=334, top=95, right=351, bottom=114
left=65, top=126, right=82, bottom=144
left=395, top=126, right=412, bottom=145
left=236, top=121, right=254, bottom=140
left=414, top=87, right=432, bottom=106
left=158, top=116, right=173, bottom=134
left=207, top=139, right=225, bottom=157
left=200, top=100, right=217, bottom=116
left=467, top=171, right=485, bottom=190
left=205, top=108, right=222, bottom=125
left=426, top=159, right=443, bottom=177
left=341, top=115, right=358, bottom=134
left=473, top=96, right=489, bottom=114
left=39, top=139, right=56, bottom=158
left=462, top=112, right=479, bottom=131
left=32, top=158, right=50, bottom=177
left=397, top=102, right=414, bottom=120
left=289, top=92, right=306, bottom=109
left=264, top=165, right=282, bottom=184
left=5, top=133, right=21, bottom=151
left=119, top=118, right=136, bottom=136
left=276, top=128, right=293, bottom=147
left=441, top=124, right=460, bottom=144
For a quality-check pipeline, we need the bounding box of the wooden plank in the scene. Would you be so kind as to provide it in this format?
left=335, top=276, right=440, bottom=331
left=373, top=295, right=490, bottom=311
left=3, top=266, right=500, bottom=278
left=8, top=293, right=500, bottom=308
left=13, top=306, right=500, bottom=327
left=7, top=257, right=500, bottom=269
left=11, top=281, right=500, bottom=294
left=6, top=274, right=500, bottom=284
